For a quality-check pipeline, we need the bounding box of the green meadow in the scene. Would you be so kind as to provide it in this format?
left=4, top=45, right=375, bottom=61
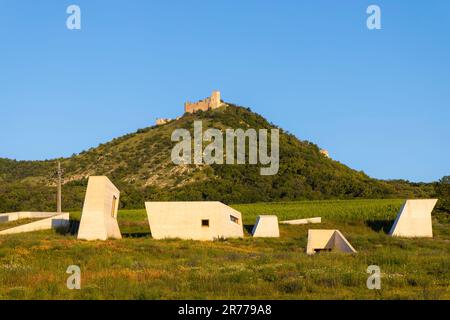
left=0, top=199, right=449, bottom=300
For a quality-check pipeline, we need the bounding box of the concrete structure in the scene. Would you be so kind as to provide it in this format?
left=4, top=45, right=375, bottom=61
left=184, top=91, right=224, bottom=114
left=77, top=176, right=122, bottom=241
left=306, top=229, right=357, bottom=255
left=252, top=215, right=280, bottom=238
left=145, top=201, right=244, bottom=241
left=280, top=217, right=322, bottom=225
left=0, top=212, right=63, bottom=223
left=0, top=213, right=69, bottom=235
left=389, top=199, right=437, bottom=238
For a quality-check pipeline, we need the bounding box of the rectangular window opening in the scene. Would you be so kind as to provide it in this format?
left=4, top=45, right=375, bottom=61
left=230, top=215, right=239, bottom=224
left=202, top=219, right=209, bottom=227
left=111, top=196, right=117, bottom=218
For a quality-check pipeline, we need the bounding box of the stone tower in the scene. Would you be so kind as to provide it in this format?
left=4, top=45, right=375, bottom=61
left=210, top=91, right=221, bottom=109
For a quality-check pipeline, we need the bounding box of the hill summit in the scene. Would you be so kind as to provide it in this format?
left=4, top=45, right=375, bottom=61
left=0, top=103, right=431, bottom=211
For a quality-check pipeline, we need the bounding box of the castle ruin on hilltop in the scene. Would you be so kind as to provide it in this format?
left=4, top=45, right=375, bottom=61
left=156, top=91, right=226, bottom=125
left=184, top=91, right=225, bottom=114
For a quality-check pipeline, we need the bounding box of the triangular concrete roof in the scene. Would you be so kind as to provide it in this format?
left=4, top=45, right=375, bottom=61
left=307, top=229, right=357, bottom=255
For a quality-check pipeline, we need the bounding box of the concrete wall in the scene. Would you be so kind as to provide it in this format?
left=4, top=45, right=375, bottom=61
left=77, top=176, right=122, bottom=241
left=389, top=199, right=437, bottom=238
left=306, top=229, right=356, bottom=255
left=145, top=201, right=244, bottom=241
left=319, top=149, right=330, bottom=158
left=252, top=215, right=280, bottom=238
left=185, top=100, right=210, bottom=113
left=0, top=213, right=69, bottom=235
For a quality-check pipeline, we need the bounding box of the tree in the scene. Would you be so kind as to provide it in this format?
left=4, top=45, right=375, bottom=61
left=435, top=176, right=450, bottom=213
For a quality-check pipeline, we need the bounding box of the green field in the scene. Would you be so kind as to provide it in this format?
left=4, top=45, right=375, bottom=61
left=0, top=199, right=449, bottom=300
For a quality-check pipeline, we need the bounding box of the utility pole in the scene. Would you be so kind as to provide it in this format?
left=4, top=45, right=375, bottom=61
left=57, top=161, right=63, bottom=213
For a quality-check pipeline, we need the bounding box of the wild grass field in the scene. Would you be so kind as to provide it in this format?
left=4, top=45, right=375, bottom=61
left=0, top=199, right=448, bottom=300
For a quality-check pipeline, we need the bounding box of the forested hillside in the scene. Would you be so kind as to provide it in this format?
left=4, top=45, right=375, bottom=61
left=0, top=105, right=434, bottom=211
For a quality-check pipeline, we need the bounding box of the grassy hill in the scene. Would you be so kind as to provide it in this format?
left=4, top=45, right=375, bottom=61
left=0, top=105, right=433, bottom=212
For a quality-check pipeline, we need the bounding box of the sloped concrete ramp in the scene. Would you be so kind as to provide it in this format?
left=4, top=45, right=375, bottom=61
left=0, top=212, right=60, bottom=223
left=0, top=213, right=69, bottom=235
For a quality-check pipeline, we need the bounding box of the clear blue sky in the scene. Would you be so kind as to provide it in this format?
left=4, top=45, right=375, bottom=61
left=0, top=0, right=449, bottom=182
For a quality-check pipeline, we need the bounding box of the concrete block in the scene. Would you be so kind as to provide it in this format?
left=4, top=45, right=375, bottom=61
left=77, top=176, right=122, bottom=241
left=252, top=215, right=280, bottom=238
left=307, top=229, right=356, bottom=255
left=280, top=217, right=322, bottom=225
left=389, top=199, right=437, bottom=238
left=145, top=201, right=244, bottom=241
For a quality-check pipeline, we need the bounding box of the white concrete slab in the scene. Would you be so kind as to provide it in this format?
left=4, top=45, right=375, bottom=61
left=389, top=199, right=437, bottom=238
left=280, top=217, right=322, bottom=225
left=0, top=213, right=70, bottom=235
left=252, top=215, right=280, bottom=238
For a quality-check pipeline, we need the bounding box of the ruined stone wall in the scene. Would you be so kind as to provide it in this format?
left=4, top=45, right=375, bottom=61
left=184, top=91, right=222, bottom=114
left=184, top=100, right=211, bottom=113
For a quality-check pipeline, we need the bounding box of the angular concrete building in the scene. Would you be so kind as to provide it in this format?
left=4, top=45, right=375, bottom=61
left=389, top=199, right=438, bottom=238
left=252, top=215, right=280, bottom=238
left=145, top=201, right=244, bottom=241
left=0, top=213, right=69, bottom=235
left=77, top=176, right=122, bottom=241
left=306, top=229, right=357, bottom=255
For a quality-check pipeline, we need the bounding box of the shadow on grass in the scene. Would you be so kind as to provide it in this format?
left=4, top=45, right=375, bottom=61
left=68, top=220, right=80, bottom=235
left=366, top=219, right=395, bottom=234
left=52, top=220, right=79, bottom=236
